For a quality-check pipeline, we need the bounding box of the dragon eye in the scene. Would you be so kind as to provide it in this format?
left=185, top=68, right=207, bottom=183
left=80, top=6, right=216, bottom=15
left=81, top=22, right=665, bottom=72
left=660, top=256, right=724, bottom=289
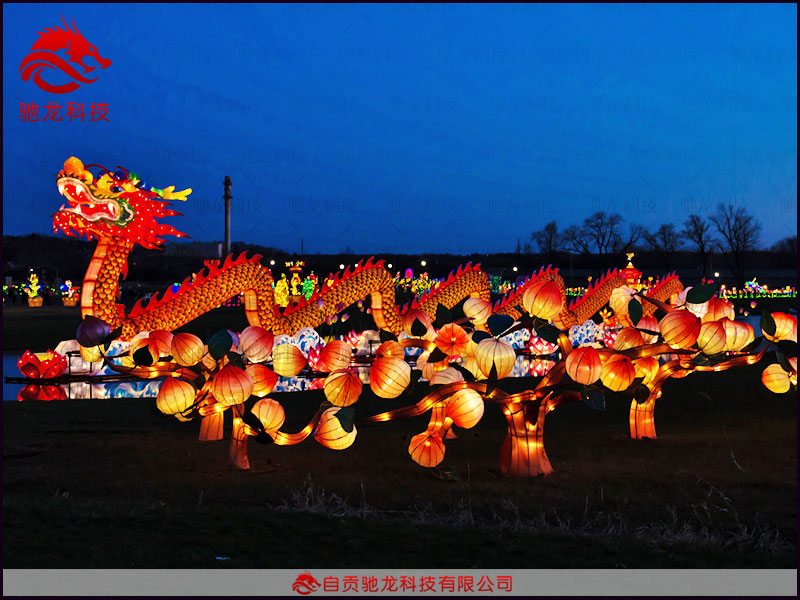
left=111, top=185, right=123, bottom=193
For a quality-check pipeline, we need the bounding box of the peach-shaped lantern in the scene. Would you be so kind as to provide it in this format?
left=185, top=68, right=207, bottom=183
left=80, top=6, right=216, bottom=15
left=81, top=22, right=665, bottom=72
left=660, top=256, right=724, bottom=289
left=446, top=388, right=484, bottom=429
left=474, top=337, right=516, bottom=379
left=376, top=340, right=404, bottom=359
left=702, top=297, right=735, bottom=323
left=148, top=330, right=173, bottom=359
left=522, top=279, right=564, bottom=320
left=721, top=319, right=754, bottom=352
left=324, top=370, right=363, bottom=407
left=238, top=326, right=274, bottom=363
left=636, top=315, right=660, bottom=344
left=434, top=323, right=470, bottom=357
left=415, top=350, right=448, bottom=381
left=764, top=312, right=797, bottom=343
left=609, top=286, right=637, bottom=325
left=320, top=340, right=352, bottom=371
left=614, top=327, right=644, bottom=351
left=461, top=355, right=486, bottom=381
left=761, top=364, right=791, bottom=394
left=246, top=364, right=279, bottom=397
left=463, top=297, right=492, bottom=325
left=659, top=310, right=701, bottom=349
left=272, top=343, right=306, bottom=377
left=156, top=378, right=196, bottom=415
left=402, top=309, right=432, bottom=337
left=212, top=364, right=253, bottom=406
left=408, top=431, right=445, bottom=467
left=565, top=345, right=602, bottom=385
left=430, top=367, right=465, bottom=385
left=129, top=336, right=157, bottom=364
left=171, top=332, right=205, bottom=367
left=370, top=357, right=411, bottom=398
left=314, top=407, right=357, bottom=449
left=633, top=356, right=659, bottom=386
left=251, top=398, right=285, bottom=433
left=600, top=354, right=635, bottom=392
left=697, top=321, right=727, bottom=355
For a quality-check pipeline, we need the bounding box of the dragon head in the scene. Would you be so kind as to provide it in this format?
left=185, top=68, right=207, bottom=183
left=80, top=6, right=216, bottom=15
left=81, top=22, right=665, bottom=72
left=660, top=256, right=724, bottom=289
left=53, top=156, right=191, bottom=249
left=30, top=16, right=112, bottom=73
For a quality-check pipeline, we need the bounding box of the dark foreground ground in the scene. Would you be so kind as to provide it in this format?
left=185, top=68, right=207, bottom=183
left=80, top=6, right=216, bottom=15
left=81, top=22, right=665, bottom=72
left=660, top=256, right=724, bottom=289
left=3, top=360, right=796, bottom=569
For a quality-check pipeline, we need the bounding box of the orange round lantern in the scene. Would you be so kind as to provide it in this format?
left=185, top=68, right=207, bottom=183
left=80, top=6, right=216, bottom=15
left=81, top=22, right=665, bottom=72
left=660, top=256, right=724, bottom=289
left=463, top=297, right=492, bottom=325
left=659, top=310, right=700, bottom=349
left=764, top=312, right=797, bottom=342
left=370, top=357, right=411, bottom=398
left=239, top=326, right=274, bottom=363
left=474, top=337, right=516, bottom=379
left=156, top=377, right=196, bottom=415
left=430, top=367, right=464, bottom=385
left=636, top=315, right=660, bottom=344
left=522, top=279, right=564, bottom=320
left=761, top=364, right=790, bottom=394
left=614, top=327, right=644, bottom=351
left=721, top=319, right=754, bottom=352
left=633, top=356, right=659, bottom=385
left=446, top=388, right=484, bottom=429
left=408, top=431, right=445, bottom=467
left=212, top=364, right=253, bottom=406
left=171, top=333, right=205, bottom=367
left=245, top=364, right=279, bottom=397
left=320, top=340, right=352, bottom=371
left=600, top=354, right=635, bottom=392
left=148, top=330, right=174, bottom=359
left=272, top=343, right=306, bottom=377
left=251, top=398, right=285, bottom=433
left=702, top=297, right=735, bottom=323
left=324, top=370, right=363, bottom=407
left=565, top=346, right=602, bottom=385
left=434, top=323, right=470, bottom=357
left=402, top=309, right=432, bottom=337
left=697, top=321, right=727, bottom=355
left=376, top=340, right=404, bottom=359
left=314, top=407, right=357, bottom=449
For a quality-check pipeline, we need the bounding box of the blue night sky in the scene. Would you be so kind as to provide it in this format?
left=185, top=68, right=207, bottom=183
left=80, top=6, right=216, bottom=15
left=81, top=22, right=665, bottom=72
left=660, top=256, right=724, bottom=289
left=3, top=3, right=796, bottom=254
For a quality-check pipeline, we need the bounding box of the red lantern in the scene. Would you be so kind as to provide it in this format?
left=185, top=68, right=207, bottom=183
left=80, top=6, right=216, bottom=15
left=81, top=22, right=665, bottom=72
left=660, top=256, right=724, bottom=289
left=522, top=279, right=563, bottom=320
left=320, top=340, right=352, bottom=371
left=370, top=357, right=411, bottom=398
left=636, top=315, right=660, bottom=344
left=239, top=326, right=274, bottom=362
left=659, top=310, right=700, bottom=349
left=613, top=327, right=644, bottom=351
left=565, top=346, right=602, bottom=385
left=246, top=364, right=279, bottom=397
left=212, top=364, right=253, bottom=406
left=408, top=431, right=445, bottom=467
left=324, top=370, right=363, bottom=407
left=600, top=354, right=635, bottom=392
left=446, top=388, right=484, bottom=429
left=434, top=323, right=470, bottom=357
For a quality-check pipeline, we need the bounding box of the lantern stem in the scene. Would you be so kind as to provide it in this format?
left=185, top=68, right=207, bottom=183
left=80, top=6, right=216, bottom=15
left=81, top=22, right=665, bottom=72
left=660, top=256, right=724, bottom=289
left=498, top=396, right=552, bottom=477
left=629, top=398, right=657, bottom=440
left=230, top=404, right=250, bottom=470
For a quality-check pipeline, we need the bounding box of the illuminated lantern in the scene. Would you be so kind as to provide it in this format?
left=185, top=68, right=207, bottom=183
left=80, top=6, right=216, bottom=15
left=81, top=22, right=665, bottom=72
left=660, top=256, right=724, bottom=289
left=272, top=343, right=306, bottom=377
left=474, top=338, right=516, bottom=379
left=130, top=336, right=157, bottom=364
left=148, top=330, right=173, bottom=359
left=314, top=407, right=357, bottom=450
left=600, top=354, right=635, bottom=392
left=633, top=356, right=659, bottom=386
left=446, top=388, right=484, bottom=429
left=609, top=286, right=637, bottom=325
left=659, top=310, right=700, bottom=349
left=251, top=398, right=285, bottom=433
left=212, top=364, right=253, bottom=406
left=613, top=327, right=644, bottom=351
left=764, top=313, right=797, bottom=343
left=376, top=340, right=404, bottom=359
left=522, top=279, right=563, bottom=320
left=434, top=323, right=470, bottom=357
left=430, top=367, right=464, bottom=385
left=565, top=346, right=602, bottom=385
left=239, top=326, right=274, bottom=362
left=402, top=309, right=432, bottom=337
left=200, top=346, right=218, bottom=371
left=636, top=315, right=660, bottom=344
left=324, top=370, right=362, bottom=407
left=461, top=356, right=486, bottom=381
left=370, top=357, right=411, bottom=398
left=463, top=298, right=492, bottom=325
left=320, top=340, right=352, bottom=371
left=415, top=350, right=443, bottom=381
left=721, top=319, right=754, bottom=352
left=171, top=333, right=205, bottom=367
left=697, top=321, right=727, bottom=355
left=245, top=364, right=279, bottom=397
left=761, top=364, right=790, bottom=394
left=79, top=344, right=104, bottom=362
left=408, top=432, right=445, bottom=467
left=702, top=297, right=735, bottom=323
left=156, top=378, right=196, bottom=415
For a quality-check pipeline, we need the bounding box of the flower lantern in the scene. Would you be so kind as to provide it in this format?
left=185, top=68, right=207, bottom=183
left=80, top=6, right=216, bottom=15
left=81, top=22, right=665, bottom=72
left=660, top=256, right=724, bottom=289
left=434, top=323, right=470, bottom=357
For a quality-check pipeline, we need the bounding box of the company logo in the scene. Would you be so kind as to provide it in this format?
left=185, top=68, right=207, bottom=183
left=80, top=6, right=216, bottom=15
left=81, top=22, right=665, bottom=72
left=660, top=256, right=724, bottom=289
left=19, top=16, right=111, bottom=94
left=292, top=571, right=321, bottom=595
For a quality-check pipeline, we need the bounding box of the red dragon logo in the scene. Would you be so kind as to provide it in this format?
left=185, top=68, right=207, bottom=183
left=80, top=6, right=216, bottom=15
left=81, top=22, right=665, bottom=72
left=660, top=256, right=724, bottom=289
left=291, top=571, right=321, bottom=595
left=19, top=16, right=111, bottom=94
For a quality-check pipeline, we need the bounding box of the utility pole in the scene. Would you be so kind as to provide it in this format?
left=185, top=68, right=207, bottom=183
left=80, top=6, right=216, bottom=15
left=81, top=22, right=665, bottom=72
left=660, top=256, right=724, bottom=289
left=223, top=176, right=232, bottom=256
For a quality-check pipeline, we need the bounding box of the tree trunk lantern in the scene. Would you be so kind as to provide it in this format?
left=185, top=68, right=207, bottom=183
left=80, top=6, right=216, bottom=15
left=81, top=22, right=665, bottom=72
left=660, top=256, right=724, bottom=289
left=499, top=398, right=553, bottom=477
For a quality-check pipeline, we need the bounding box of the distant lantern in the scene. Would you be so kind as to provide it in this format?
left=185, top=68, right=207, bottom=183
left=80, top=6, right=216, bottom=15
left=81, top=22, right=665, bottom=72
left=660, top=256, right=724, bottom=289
left=156, top=378, right=196, bottom=415
left=463, top=298, right=492, bottom=325
left=272, top=343, right=306, bottom=377
left=212, top=364, right=253, bottom=406
left=659, top=310, right=701, bottom=349
left=565, top=345, right=602, bottom=385
left=320, top=340, right=352, bottom=371
left=761, top=364, right=791, bottom=394
left=251, top=398, right=285, bottom=434
left=702, top=297, right=735, bottom=323
left=633, top=356, right=659, bottom=386
left=697, top=321, right=727, bottom=355
left=522, top=279, right=563, bottom=320
left=474, top=337, right=516, bottom=379
left=324, top=370, right=363, bottom=407
left=171, top=332, right=205, bottom=367
left=613, top=327, right=644, bottom=351
left=600, top=354, right=635, bottom=392
left=246, top=364, right=279, bottom=397
left=434, top=323, right=470, bottom=357
left=408, top=431, right=445, bottom=467
left=446, top=388, right=484, bottom=429
left=370, top=357, right=411, bottom=398
left=314, top=407, right=357, bottom=450
left=239, top=326, right=274, bottom=363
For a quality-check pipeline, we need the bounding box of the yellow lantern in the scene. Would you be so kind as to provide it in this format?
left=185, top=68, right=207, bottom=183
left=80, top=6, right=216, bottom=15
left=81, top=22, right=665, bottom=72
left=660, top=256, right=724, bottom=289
left=565, top=345, right=602, bottom=385
left=764, top=312, right=797, bottom=343
left=212, top=364, right=253, bottom=406
left=522, top=279, right=564, bottom=320
left=370, top=357, right=411, bottom=398
left=239, top=326, right=274, bottom=362
left=697, top=321, right=727, bottom=355
left=702, top=297, right=735, bottom=323
left=659, top=310, right=700, bottom=349
left=637, top=315, right=660, bottom=344
left=245, top=364, right=279, bottom=397
left=324, top=370, right=363, bottom=407
left=761, top=363, right=790, bottom=394
left=320, top=340, right=352, bottom=371
left=430, top=367, right=464, bottom=385
left=156, top=377, right=196, bottom=415
left=461, top=355, right=486, bottom=381
left=474, top=337, right=516, bottom=379
left=721, top=319, right=754, bottom=352
left=600, top=354, right=635, bottom=392
left=463, top=297, right=492, bottom=325
left=251, top=398, right=285, bottom=433
left=376, top=340, right=404, bottom=359
left=609, top=286, right=637, bottom=325
left=633, top=356, right=659, bottom=386
left=408, top=431, right=445, bottom=467
left=613, top=327, right=644, bottom=351
left=434, top=323, right=470, bottom=357
left=446, top=388, right=484, bottom=429
left=171, top=332, right=205, bottom=367
left=314, top=407, right=357, bottom=449
left=272, top=343, right=306, bottom=377
left=79, top=343, right=104, bottom=362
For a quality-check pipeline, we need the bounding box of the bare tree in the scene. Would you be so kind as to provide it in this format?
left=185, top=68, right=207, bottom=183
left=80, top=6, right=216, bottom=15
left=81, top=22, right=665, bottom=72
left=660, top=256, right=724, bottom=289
left=682, top=214, right=715, bottom=278
left=709, top=204, right=761, bottom=288
left=532, top=221, right=561, bottom=264
left=771, top=235, right=797, bottom=254
left=562, top=224, right=592, bottom=256
left=643, top=224, right=683, bottom=270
